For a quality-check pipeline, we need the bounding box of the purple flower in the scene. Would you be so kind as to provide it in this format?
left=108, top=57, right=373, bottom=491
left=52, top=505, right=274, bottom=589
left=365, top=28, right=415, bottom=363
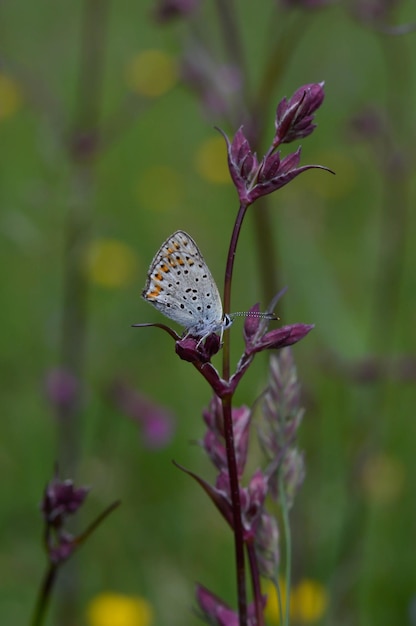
left=48, top=532, right=76, bottom=564
left=44, top=368, right=79, bottom=415
left=281, top=0, right=334, bottom=7
left=240, top=469, right=268, bottom=536
left=41, top=476, right=89, bottom=527
left=181, top=46, right=242, bottom=117
left=110, top=380, right=175, bottom=449
left=220, top=126, right=329, bottom=207
left=274, top=82, right=325, bottom=145
left=40, top=471, right=119, bottom=566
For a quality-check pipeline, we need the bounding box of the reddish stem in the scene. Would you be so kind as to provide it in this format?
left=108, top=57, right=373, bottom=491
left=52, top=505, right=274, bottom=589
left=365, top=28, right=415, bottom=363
left=221, top=202, right=249, bottom=625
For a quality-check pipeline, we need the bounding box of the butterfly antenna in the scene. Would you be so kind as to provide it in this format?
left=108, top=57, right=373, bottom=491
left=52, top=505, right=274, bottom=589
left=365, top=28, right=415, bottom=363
left=230, top=311, right=279, bottom=321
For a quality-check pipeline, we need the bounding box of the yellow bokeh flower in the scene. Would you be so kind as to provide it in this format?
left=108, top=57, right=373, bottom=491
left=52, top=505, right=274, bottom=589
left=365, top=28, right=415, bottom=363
left=195, top=136, right=230, bottom=184
left=361, top=453, right=405, bottom=505
left=264, top=578, right=287, bottom=624
left=86, top=238, right=138, bottom=288
left=264, top=577, right=328, bottom=624
left=291, top=578, right=328, bottom=624
left=86, top=592, right=154, bottom=626
left=136, top=165, right=183, bottom=212
left=125, top=49, right=177, bottom=97
left=0, top=73, right=21, bottom=120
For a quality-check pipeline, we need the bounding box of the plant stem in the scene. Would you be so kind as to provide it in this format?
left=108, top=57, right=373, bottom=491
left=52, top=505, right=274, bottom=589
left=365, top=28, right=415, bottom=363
left=222, top=203, right=248, bottom=378
left=56, top=1, right=109, bottom=623
left=279, top=471, right=292, bottom=626
left=247, top=541, right=265, bottom=626
left=31, top=564, right=58, bottom=626
left=222, top=395, right=248, bottom=625
left=220, top=203, right=250, bottom=625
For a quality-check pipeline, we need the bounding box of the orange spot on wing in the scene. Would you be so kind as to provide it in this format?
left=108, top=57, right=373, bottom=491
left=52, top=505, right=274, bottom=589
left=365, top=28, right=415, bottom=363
left=161, top=264, right=170, bottom=273
left=147, top=283, right=162, bottom=299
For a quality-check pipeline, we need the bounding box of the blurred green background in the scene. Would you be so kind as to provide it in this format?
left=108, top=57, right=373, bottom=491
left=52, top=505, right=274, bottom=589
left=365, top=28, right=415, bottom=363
left=1, top=1, right=416, bottom=625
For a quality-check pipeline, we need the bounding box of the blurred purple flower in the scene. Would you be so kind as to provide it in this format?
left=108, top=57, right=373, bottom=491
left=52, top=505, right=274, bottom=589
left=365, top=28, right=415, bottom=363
left=181, top=45, right=242, bottom=117
left=41, top=472, right=90, bottom=564
left=154, top=0, right=200, bottom=23
left=281, top=0, right=335, bottom=6
left=110, top=380, right=175, bottom=449
left=351, top=0, right=401, bottom=25
left=41, top=475, right=89, bottom=527
left=45, top=368, right=80, bottom=415
left=40, top=472, right=119, bottom=566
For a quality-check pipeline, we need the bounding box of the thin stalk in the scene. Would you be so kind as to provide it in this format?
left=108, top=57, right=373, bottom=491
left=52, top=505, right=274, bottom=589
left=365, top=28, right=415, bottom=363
left=31, top=564, right=58, bottom=626
left=247, top=540, right=265, bottom=626
left=222, top=395, right=248, bottom=625
left=279, top=471, right=292, bottom=626
left=56, top=1, right=109, bottom=624
left=220, top=203, right=250, bottom=625
left=222, top=203, right=248, bottom=378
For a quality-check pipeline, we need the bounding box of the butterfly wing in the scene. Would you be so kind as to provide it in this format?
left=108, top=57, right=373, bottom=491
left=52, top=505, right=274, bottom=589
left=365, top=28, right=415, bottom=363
left=142, top=230, right=223, bottom=336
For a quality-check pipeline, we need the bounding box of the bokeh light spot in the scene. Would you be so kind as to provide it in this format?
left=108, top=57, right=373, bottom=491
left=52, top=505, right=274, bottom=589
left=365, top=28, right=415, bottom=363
left=86, top=592, right=154, bottom=626
left=195, top=136, right=230, bottom=184
left=264, top=579, right=287, bottom=624
left=125, top=49, right=177, bottom=97
left=0, top=73, right=21, bottom=120
left=264, top=578, right=328, bottom=624
left=86, top=239, right=138, bottom=288
left=291, top=578, right=328, bottom=623
left=361, top=453, right=405, bottom=504
left=136, top=165, right=183, bottom=212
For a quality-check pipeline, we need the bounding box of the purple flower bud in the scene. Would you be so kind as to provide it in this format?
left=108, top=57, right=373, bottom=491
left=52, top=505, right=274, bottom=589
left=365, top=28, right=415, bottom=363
left=245, top=323, right=314, bottom=356
left=274, top=82, right=325, bottom=145
left=243, top=303, right=262, bottom=340
left=219, top=126, right=259, bottom=205
left=41, top=476, right=89, bottom=527
left=241, top=469, right=268, bottom=534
